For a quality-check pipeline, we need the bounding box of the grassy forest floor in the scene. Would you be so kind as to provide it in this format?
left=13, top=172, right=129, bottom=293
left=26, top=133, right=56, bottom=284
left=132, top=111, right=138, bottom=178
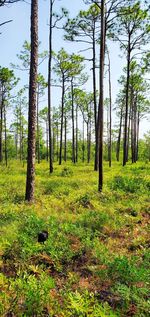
left=0, top=160, right=150, bottom=317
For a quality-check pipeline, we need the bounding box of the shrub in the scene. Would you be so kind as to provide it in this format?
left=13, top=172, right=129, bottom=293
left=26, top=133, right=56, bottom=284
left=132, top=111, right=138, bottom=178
left=61, top=167, right=73, bottom=177
left=76, top=194, right=91, bottom=207
left=110, top=175, right=143, bottom=193
left=6, top=273, right=54, bottom=316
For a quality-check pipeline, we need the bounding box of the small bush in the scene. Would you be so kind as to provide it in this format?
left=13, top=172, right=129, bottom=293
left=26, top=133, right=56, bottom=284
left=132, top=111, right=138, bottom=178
left=110, top=175, right=144, bottom=193
left=76, top=194, right=91, bottom=207
left=1, top=272, right=55, bottom=316
left=61, top=167, right=73, bottom=177
left=44, top=180, right=60, bottom=194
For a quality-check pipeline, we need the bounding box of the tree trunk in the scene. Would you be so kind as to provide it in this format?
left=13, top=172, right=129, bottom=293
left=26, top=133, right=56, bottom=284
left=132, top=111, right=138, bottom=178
left=116, top=106, right=123, bottom=161
left=46, top=120, right=49, bottom=161
left=56, top=122, right=59, bottom=162
left=133, top=94, right=137, bottom=163
left=48, top=0, right=53, bottom=173
left=21, top=124, right=24, bottom=164
left=136, top=111, right=140, bottom=161
left=123, top=37, right=131, bottom=166
left=64, top=116, right=67, bottom=162
left=131, top=88, right=134, bottom=163
left=59, top=76, right=65, bottom=165
left=4, top=103, right=7, bottom=167
left=82, top=115, right=85, bottom=163
left=36, top=83, right=40, bottom=163
left=126, top=103, right=131, bottom=162
left=16, top=113, right=19, bottom=160
left=76, top=104, right=78, bottom=163
left=92, top=22, right=98, bottom=171
left=98, top=0, right=105, bottom=192
left=71, top=79, right=76, bottom=164
left=53, top=123, right=55, bottom=162
left=0, top=90, right=3, bottom=162
left=87, top=122, right=89, bottom=163
left=25, top=0, right=38, bottom=202
left=108, top=50, right=112, bottom=167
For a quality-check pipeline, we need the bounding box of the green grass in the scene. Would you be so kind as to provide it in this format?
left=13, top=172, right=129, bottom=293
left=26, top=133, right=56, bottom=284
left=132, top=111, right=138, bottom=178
left=0, top=160, right=150, bottom=316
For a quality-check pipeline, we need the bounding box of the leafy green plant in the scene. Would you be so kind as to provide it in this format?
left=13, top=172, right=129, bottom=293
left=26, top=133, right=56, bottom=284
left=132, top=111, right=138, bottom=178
left=76, top=193, right=91, bottom=207
left=110, top=175, right=144, bottom=193
left=61, top=167, right=73, bottom=177
left=64, top=290, right=119, bottom=317
left=8, top=272, right=54, bottom=316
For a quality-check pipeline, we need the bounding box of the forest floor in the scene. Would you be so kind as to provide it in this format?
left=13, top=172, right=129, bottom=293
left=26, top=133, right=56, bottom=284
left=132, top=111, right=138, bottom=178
left=0, top=160, right=150, bottom=317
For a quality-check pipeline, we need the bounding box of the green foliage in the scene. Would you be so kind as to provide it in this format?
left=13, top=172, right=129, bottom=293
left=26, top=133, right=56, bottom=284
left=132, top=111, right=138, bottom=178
left=76, top=193, right=91, bottom=207
left=0, top=161, right=150, bottom=316
left=0, top=272, right=54, bottom=316
left=110, top=175, right=146, bottom=193
left=61, top=166, right=73, bottom=177
left=108, top=256, right=148, bottom=285
left=64, top=290, right=118, bottom=317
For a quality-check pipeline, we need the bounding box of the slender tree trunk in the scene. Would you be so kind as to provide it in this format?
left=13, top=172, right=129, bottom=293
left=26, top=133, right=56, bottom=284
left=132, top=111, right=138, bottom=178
left=53, top=124, right=55, bottom=162
left=64, top=116, right=67, bottom=162
left=87, top=122, right=89, bottom=163
left=126, top=103, right=131, bottom=162
left=123, top=37, right=131, bottom=166
left=116, top=106, right=123, bottom=161
left=56, top=122, right=59, bottom=162
left=76, top=105, right=78, bottom=163
left=16, top=114, right=19, bottom=159
left=92, top=23, right=98, bottom=171
left=82, top=115, right=85, bottom=163
left=46, top=120, right=49, bottom=161
left=21, top=124, right=24, bottom=164
left=48, top=0, right=53, bottom=173
left=4, top=103, right=7, bottom=167
left=98, top=0, right=105, bottom=192
left=25, top=0, right=38, bottom=202
left=71, top=79, right=76, bottom=164
left=133, top=95, right=137, bottom=163
left=108, top=50, right=112, bottom=167
left=131, top=88, right=134, bottom=163
left=36, top=83, right=40, bottom=163
left=0, top=91, right=3, bottom=162
left=59, top=76, right=65, bottom=165
left=19, top=99, right=22, bottom=161
left=88, top=103, right=92, bottom=164
left=136, top=112, right=140, bottom=161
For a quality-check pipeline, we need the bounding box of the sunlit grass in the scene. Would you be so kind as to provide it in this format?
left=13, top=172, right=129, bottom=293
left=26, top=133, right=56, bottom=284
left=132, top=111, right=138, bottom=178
left=0, top=160, right=150, bottom=316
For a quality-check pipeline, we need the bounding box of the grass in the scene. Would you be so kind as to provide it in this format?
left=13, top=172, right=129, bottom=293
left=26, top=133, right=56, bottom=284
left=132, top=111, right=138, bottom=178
left=0, top=160, right=150, bottom=316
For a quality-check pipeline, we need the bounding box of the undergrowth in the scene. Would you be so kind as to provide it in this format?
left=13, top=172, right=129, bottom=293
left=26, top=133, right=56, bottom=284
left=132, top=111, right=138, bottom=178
left=0, top=160, right=150, bottom=316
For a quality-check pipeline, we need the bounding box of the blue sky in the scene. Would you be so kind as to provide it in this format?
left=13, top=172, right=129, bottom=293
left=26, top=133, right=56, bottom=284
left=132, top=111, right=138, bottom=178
left=0, top=0, right=149, bottom=138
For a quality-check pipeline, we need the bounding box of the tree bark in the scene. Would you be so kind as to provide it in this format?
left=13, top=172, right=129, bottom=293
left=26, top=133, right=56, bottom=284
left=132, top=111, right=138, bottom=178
left=92, top=22, right=98, bottom=171
left=36, top=83, right=40, bottom=163
left=82, top=115, right=85, bottom=163
left=123, top=36, right=131, bottom=166
left=136, top=111, right=140, bottom=161
left=71, top=79, right=76, bottom=164
left=116, top=106, right=123, bottom=162
left=4, top=102, right=7, bottom=167
left=64, top=116, right=67, bottom=162
left=126, top=102, right=131, bottom=162
left=48, top=0, right=53, bottom=173
left=56, top=121, right=59, bottom=162
left=108, top=50, right=112, bottom=167
left=98, top=0, right=105, bottom=192
left=46, top=119, right=49, bottom=161
left=0, top=92, right=3, bottom=162
left=76, top=104, right=78, bottom=163
left=59, top=76, right=65, bottom=165
left=25, top=0, right=38, bottom=202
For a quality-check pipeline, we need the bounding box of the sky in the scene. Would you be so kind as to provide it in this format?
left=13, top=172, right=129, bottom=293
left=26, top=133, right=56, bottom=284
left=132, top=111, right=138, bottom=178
left=0, top=0, right=149, bottom=138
